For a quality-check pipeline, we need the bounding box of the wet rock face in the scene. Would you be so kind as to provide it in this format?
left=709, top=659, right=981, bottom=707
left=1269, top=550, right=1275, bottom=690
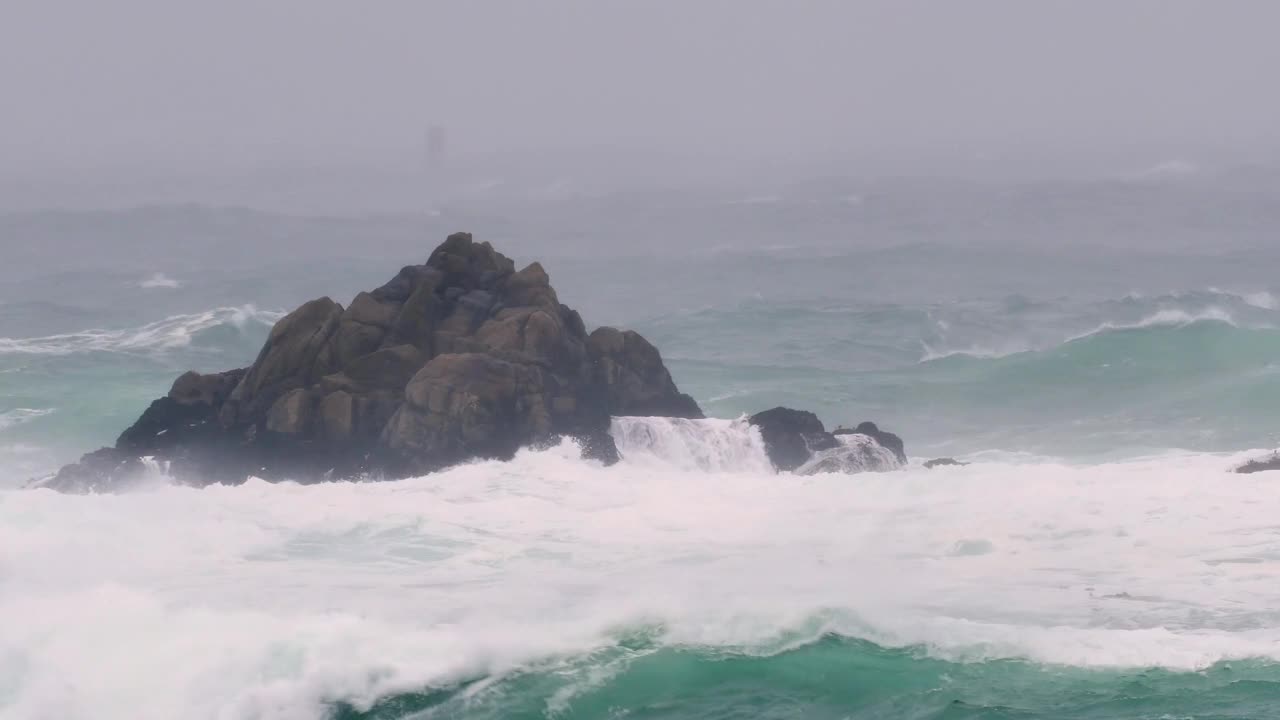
left=45, top=232, right=700, bottom=491
left=587, top=327, right=703, bottom=419
left=748, top=407, right=840, bottom=472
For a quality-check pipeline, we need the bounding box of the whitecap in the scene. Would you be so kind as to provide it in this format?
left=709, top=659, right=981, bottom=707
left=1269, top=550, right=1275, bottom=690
left=138, top=272, right=181, bottom=290
left=0, top=407, right=53, bottom=430
left=1065, top=307, right=1241, bottom=343
left=0, top=305, right=282, bottom=356
left=1244, top=291, right=1277, bottom=310
left=610, top=416, right=773, bottom=474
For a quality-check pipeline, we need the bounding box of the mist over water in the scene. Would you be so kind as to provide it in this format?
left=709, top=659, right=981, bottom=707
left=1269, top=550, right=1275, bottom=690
left=8, top=1, right=1280, bottom=718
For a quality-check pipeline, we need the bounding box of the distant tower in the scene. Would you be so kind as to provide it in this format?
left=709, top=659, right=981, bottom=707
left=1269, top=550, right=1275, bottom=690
left=425, top=125, right=446, bottom=170
left=423, top=125, right=446, bottom=212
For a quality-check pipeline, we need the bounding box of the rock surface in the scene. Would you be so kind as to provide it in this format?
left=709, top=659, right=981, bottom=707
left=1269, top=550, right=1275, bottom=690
left=923, top=457, right=967, bottom=469
left=46, top=233, right=700, bottom=491
left=749, top=407, right=904, bottom=474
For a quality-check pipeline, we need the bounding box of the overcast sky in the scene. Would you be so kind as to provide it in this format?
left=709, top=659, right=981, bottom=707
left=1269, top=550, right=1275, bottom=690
left=4, top=0, right=1279, bottom=177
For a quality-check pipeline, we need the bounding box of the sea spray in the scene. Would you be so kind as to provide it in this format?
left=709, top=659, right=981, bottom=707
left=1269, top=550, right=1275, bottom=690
left=4, top=447, right=1280, bottom=719
left=609, top=416, right=773, bottom=473
left=0, top=305, right=280, bottom=356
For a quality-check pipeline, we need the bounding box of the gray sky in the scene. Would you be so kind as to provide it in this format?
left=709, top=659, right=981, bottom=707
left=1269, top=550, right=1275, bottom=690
left=4, top=0, right=1280, bottom=176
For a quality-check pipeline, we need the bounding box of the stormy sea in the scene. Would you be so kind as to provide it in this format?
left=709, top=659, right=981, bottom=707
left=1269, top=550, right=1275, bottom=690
left=6, top=174, right=1280, bottom=718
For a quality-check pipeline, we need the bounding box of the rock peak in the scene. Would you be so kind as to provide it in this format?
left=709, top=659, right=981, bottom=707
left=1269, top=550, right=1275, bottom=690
left=46, top=232, right=702, bottom=491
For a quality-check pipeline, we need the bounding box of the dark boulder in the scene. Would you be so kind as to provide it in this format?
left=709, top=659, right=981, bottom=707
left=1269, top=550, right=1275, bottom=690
left=748, top=407, right=840, bottom=472
left=44, top=232, right=695, bottom=491
left=750, top=408, right=907, bottom=474
left=924, top=457, right=967, bottom=469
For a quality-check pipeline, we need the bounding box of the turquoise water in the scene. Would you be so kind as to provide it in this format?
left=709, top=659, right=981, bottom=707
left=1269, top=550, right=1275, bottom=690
left=5, top=263, right=1280, bottom=470
left=337, top=636, right=1280, bottom=720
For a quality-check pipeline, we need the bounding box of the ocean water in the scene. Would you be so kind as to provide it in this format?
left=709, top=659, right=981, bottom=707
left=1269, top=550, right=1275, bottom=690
left=5, top=187, right=1280, bottom=718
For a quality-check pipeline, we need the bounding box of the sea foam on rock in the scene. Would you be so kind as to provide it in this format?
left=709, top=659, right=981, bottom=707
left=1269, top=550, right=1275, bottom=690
left=748, top=407, right=905, bottom=474
left=45, top=233, right=700, bottom=491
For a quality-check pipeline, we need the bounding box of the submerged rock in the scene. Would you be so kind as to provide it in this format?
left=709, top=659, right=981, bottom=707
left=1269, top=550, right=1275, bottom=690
left=748, top=407, right=837, bottom=472
left=924, top=457, right=968, bottom=469
left=1234, top=454, right=1280, bottom=474
left=797, top=433, right=903, bottom=475
left=835, top=422, right=907, bottom=464
left=46, top=232, right=700, bottom=491
left=749, top=407, right=903, bottom=474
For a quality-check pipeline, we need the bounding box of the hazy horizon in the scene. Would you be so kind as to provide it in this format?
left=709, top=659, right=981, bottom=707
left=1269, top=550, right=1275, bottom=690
left=5, top=1, right=1280, bottom=212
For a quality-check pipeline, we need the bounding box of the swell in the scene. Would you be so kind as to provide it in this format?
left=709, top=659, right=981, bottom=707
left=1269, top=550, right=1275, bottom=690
left=0, top=306, right=281, bottom=477
left=330, top=632, right=1280, bottom=720
left=922, top=315, right=1280, bottom=375
left=0, top=305, right=280, bottom=356
left=670, top=317, right=1280, bottom=457
left=921, top=306, right=1252, bottom=362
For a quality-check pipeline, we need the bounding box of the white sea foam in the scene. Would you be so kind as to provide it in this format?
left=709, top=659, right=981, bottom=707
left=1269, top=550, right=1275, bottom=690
left=4, top=446, right=1280, bottom=718
left=1244, top=291, right=1278, bottom=310
left=919, top=340, right=1033, bottom=363
left=0, top=306, right=281, bottom=356
left=1205, top=287, right=1279, bottom=311
left=138, top=272, right=181, bottom=290
left=921, top=307, right=1246, bottom=363
left=611, top=416, right=773, bottom=473
left=795, top=433, right=902, bottom=474
left=0, top=408, right=53, bottom=431
left=1066, top=307, right=1240, bottom=342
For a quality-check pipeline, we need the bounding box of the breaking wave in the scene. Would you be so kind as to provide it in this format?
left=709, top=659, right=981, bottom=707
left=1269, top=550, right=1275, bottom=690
left=921, top=306, right=1250, bottom=362
left=0, top=306, right=280, bottom=356
left=610, top=416, right=773, bottom=473
left=4, top=448, right=1279, bottom=719
left=0, top=408, right=53, bottom=431
left=138, top=272, right=181, bottom=290
left=796, top=432, right=903, bottom=474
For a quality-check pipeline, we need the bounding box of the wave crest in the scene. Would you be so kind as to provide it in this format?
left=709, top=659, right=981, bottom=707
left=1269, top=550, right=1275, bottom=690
left=0, top=305, right=281, bottom=356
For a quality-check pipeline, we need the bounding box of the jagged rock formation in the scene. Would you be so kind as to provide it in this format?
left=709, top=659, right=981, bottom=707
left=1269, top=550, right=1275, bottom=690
left=47, top=233, right=701, bottom=491
left=924, top=457, right=967, bottom=469
left=748, top=407, right=905, bottom=474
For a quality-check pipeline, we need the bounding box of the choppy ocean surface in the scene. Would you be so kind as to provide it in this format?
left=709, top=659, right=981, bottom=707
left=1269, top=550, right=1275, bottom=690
left=5, top=191, right=1280, bottom=719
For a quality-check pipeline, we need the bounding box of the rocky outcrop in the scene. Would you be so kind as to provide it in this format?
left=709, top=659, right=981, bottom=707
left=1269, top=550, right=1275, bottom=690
left=748, top=407, right=906, bottom=474
left=46, top=232, right=699, bottom=491
left=924, top=457, right=967, bottom=469
left=587, top=328, right=702, bottom=419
